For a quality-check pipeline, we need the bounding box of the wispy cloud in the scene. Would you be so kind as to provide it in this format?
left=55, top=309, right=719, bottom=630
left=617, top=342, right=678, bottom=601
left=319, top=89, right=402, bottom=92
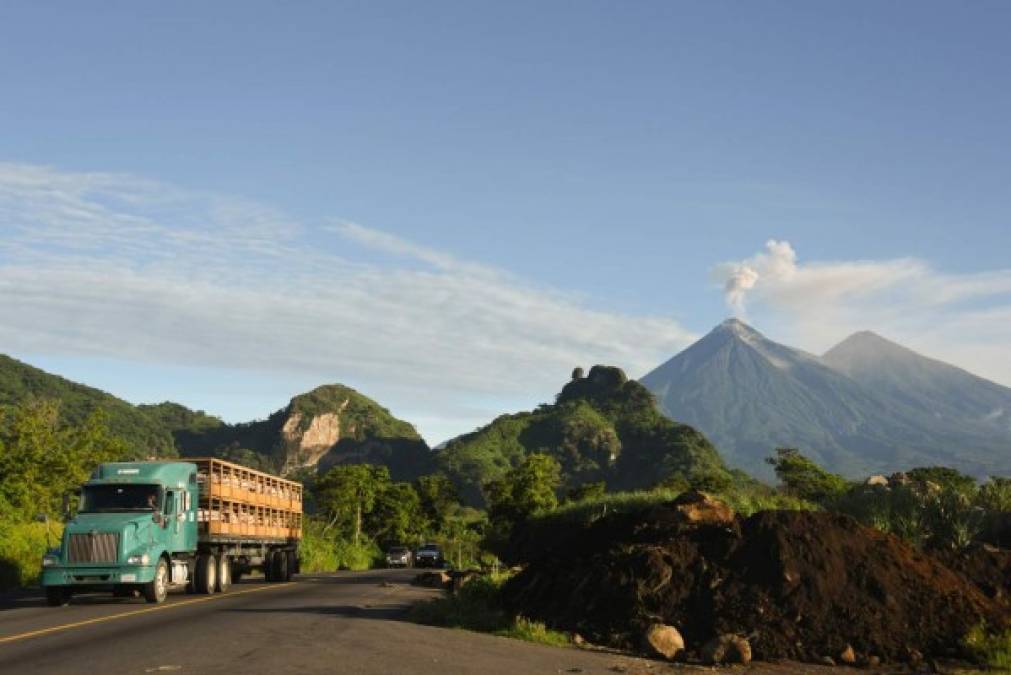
left=0, top=162, right=696, bottom=442
left=713, top=240, right=1011, bottom=385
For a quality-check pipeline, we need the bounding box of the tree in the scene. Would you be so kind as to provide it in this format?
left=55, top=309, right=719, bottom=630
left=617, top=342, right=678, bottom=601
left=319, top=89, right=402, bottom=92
left=977, top=477, right=1011, bottom=512
left=414, top=473, right=459, bottom=533
left=486, top=453, right=562, bottom=526
left=367, top=482, right=425, bottom=547
left=0, top=401, right=127, bottom=519
left=907, top=466, right=977, bottom=494
left=314, top=465, right=390, bottom=545
left=765, top=448, right=849, bottom=504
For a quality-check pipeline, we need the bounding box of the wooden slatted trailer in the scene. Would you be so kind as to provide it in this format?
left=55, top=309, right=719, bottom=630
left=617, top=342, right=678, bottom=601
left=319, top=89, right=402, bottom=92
left=192, top=458, right=303, bottom=583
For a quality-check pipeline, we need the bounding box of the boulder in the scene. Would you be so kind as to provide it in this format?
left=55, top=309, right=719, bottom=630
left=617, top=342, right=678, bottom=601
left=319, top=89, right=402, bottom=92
left=701, top=634, right=751, bottom=665
left=838, top=644, right=856, bottom=664
left=671, top=490, right=735, bottom=526
left=642, top=623, right=684, bottom=660
left=449, top=570, right=482, bottom=594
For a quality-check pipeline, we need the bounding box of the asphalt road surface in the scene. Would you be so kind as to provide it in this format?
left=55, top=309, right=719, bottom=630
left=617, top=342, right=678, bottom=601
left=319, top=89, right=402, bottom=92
left=0, top=569, right=848, bottom=675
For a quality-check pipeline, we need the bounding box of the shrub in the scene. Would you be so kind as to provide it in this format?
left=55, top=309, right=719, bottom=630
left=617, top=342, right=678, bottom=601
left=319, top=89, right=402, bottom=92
left=0, top=519, right=61, bottom=590
left=963, top=624, right=1011, bottom=670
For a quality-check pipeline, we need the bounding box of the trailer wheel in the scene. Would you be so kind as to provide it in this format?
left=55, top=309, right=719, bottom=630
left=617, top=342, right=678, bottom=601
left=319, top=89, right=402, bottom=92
left=45, top=587, right=72, bottom=607
left=216, top=555, right=232, bottom=593
left=194, top=553, right=217, bottom=594
left=142, top=558, right=169, bottom=604
left=270, top=550, right=288, bottom=582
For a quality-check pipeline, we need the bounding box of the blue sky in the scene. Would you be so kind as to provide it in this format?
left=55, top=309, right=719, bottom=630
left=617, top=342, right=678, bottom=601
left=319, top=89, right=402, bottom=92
left=1, top=2, right=1009, bottom=443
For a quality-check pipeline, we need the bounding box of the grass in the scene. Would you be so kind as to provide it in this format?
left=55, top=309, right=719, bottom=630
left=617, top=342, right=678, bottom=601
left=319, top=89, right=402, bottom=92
left=963, top=624, right=1011, bottom=671
left=408, top=573, right=570, bottom=648
left=539, top=486, right=816, bottom=533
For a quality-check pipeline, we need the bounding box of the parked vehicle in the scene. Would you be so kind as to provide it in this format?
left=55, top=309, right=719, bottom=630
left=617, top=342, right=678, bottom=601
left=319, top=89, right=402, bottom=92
left=40, top=458, right=303, bottom=606
left=414, top=543, right=444, bottom=568
left=385, top=546, right=413, bottom=568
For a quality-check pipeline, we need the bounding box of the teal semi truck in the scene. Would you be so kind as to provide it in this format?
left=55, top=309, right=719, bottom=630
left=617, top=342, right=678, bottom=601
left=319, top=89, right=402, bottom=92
left=41, top=458, right=303, bottom=606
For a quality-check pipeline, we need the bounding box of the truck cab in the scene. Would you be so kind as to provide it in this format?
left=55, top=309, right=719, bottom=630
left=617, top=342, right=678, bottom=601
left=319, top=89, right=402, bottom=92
left=41, top=461, right=199, bottom=605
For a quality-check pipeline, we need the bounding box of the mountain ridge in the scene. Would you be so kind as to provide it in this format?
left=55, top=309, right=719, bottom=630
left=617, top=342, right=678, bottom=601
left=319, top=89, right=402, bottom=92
left=641, top=320, right=1011, bottom=479
left=0, top=354, right=430, bottom=478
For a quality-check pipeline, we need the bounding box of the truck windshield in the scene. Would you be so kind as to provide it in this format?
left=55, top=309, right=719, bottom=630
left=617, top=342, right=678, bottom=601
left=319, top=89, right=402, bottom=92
left=80, top=485, right=162, bottom=513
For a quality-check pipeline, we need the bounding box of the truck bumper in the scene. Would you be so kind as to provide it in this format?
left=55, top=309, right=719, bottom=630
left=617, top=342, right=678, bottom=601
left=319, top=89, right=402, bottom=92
left=41, top=564, right=155, bottom=587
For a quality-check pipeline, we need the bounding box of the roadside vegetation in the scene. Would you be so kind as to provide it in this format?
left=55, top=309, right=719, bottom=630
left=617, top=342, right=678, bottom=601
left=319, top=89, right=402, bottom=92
left=0, top=400, right=126, bottom=590
left=300, top=465, right=484, bottom=572
left=409, top=573, right=569, bottom=648
left=963, top=624, right=1011, bottom=671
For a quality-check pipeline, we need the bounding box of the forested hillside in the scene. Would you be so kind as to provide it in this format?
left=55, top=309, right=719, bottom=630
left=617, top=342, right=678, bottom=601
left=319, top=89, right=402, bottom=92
left=436, top=365, right=729, bottom=505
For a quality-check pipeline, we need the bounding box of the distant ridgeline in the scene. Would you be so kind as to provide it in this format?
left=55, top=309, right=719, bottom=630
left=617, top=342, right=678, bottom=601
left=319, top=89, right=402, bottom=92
left=166, top=385, right=432, bottom=480
left=434, top=365, right=728, bottom=506
left=0, top=354, right=177, bottom=459
left=0, top=355, right=431, bottom=478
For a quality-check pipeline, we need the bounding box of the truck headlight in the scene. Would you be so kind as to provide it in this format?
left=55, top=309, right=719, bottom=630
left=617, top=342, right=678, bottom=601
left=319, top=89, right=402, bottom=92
left=126, top=553, right=150, bottom=565
left=42, top=554, right=59, bottom=567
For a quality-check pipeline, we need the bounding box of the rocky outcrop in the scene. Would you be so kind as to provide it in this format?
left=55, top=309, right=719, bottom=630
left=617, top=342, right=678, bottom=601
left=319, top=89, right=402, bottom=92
left=280, top=401, right=349, bottom=472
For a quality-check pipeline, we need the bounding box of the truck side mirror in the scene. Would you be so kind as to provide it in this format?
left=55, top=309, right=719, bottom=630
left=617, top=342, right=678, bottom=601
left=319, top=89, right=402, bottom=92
left=61, top=493, right=75, bottom=521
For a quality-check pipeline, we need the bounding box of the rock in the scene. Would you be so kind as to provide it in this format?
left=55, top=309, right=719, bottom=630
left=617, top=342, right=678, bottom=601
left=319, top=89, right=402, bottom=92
left=701, top=634, right=751, bottom=665
left=413, top=571, right=451, bottom=588
left=449, top=570, right=482, bottom=594
left=642, top=623, right=684, bottom=660
left=865, top=475, right=889, bottom=487
left=572, top=633, right=586, bottom=646
left=671, top=490, right=735, bottom=526
left=820, top=656, right=836, bottom=667
left=838, top=645, right=856, bottom=664
left=866, top=655, right=881, bottom=668
left=888, top=471, right=910, bottom=487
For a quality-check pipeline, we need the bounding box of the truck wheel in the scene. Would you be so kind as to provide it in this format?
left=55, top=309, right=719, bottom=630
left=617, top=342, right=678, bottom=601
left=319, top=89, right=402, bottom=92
left=270, top=550, right=288, bottom=582
left=216, top=555, right=232, bottom=593
left=286, top=551, right=298, bottom=580
left=45, top=587, right=72, bottom=607
left=142, top=558, right=169, bottom=604
left=263, top=553, right=274, bottom=582
left=194, top=553, right=217, bottom=594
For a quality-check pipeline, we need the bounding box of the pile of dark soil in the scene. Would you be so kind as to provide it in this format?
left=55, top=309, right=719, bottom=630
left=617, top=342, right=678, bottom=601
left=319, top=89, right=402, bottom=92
left=503, top=505, right=1010, bottom=665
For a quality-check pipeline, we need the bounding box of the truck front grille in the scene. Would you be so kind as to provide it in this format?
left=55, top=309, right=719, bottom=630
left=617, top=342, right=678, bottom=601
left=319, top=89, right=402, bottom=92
left=68, top=533, right=119, bottom=563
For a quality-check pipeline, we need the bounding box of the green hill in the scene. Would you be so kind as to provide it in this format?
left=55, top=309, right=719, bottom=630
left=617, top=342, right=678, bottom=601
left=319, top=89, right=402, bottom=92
left=0, top=354, right=176, bottom=458
left=436, top=365, right=727, bottom=506
left=172, top=384, right=432, bottom=478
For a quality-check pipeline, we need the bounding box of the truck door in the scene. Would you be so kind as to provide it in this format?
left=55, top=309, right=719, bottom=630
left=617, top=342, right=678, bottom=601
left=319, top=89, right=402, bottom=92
left=163, top=489, right=188, bottom=553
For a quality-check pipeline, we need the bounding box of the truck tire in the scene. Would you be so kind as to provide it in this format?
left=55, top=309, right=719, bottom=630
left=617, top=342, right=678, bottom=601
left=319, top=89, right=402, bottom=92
left=216, top=555, right=232, bottom=593
left=142, top=558, right=169, bottom=604
left=286, top=550, right=298, bottom=580
left=270, top=550, right=288, bottom=582
left=263, top=553, right=274, bottom=582
left=45, top=587, right=72, bottom=607
left=194, top=553, right=217, bottom=594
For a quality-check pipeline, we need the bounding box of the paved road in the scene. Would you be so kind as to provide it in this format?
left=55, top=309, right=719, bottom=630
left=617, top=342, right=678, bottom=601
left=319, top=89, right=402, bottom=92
left=0, top=569, right=847, bottom=675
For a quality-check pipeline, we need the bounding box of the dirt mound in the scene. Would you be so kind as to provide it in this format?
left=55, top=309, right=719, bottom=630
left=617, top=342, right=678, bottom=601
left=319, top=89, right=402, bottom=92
left=937, top=543, right=1011, bottom=604
left=504, top=505, right=1010, bottom=665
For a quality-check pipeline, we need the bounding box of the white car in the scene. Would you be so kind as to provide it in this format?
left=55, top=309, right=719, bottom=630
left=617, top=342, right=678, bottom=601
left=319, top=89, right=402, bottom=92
left=385, top=546, right=413, bottom=568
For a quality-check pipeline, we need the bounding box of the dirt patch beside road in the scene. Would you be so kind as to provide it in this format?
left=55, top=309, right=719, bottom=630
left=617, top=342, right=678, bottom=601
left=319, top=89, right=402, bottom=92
left=504, top=501, right=1011, bottom=667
